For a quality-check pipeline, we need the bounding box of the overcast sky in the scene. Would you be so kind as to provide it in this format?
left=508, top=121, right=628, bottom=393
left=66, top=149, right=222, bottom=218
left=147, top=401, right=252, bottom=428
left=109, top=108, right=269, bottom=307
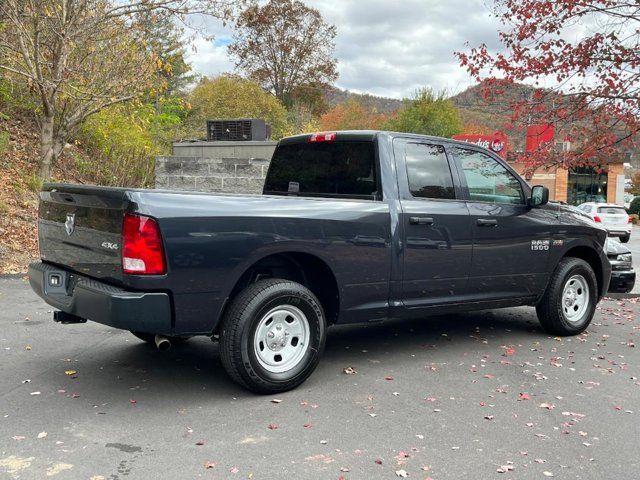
left=186, top=0, right=503, bottom=99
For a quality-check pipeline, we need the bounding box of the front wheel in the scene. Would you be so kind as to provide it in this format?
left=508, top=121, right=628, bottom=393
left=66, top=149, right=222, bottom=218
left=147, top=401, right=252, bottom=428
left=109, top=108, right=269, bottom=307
left=536, top=257, right=598, bottom=336
left=219, top=279, right=326, bottom=394
left=620, top=234, right=630, bottom=243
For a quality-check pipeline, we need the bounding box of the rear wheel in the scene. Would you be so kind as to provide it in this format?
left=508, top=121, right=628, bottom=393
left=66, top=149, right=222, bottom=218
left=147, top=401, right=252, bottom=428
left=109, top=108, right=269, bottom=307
left=219, top=279, right=326, bottom=394
left=620, top=234, right=630, bottom=243
left=536, top=257, right=598, bottom=336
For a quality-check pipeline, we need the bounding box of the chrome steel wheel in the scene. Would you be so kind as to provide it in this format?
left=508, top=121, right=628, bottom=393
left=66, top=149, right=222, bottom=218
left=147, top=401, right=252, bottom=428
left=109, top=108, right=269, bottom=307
left=561, top=274, right=590, bottom=323
left=253, top=305, right=310, bottom=373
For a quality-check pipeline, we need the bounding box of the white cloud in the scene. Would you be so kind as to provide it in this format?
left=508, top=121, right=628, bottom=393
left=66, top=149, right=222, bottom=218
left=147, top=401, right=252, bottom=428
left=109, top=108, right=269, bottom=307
left=184, top=0, right=502, bottom=99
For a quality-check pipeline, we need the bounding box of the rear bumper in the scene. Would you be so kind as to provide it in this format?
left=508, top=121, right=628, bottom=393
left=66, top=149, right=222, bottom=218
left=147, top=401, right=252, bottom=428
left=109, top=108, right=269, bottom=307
left=28, top=262, right=172, bottom=333
left=605, top=227, right=632, bottom=237
left=608, top=269, right=636, bottom=294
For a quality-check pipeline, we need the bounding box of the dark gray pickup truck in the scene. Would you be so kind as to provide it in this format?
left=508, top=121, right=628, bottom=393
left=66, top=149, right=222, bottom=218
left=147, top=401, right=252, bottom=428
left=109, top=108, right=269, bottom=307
left=29, top=131, right=611, bottom=393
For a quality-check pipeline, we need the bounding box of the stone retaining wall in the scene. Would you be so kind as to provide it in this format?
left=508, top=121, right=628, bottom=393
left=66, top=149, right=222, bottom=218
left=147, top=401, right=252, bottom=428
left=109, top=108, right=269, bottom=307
left=155, top=141, right=277, bottom=194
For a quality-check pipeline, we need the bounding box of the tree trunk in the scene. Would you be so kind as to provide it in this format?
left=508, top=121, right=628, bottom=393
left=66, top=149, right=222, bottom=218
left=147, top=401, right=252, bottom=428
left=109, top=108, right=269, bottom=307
left=38, top=115, right=55, bottom=180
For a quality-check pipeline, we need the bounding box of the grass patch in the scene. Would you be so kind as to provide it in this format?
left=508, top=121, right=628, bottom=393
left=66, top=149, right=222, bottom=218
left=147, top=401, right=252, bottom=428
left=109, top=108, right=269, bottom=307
left=25, top=174, right=43, bottom=192
left=0, top=200, right=9, bottom=214
left=0, top=130, right=9, bottom=156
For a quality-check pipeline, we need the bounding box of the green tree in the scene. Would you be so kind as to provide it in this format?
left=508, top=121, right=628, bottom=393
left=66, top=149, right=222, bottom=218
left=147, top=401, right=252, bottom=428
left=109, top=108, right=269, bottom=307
left=384, top=88, right=462, bottom=137
left=136, top=12, right=196, bottom=100
left=0, top=0, right=235, bottom=180
left=185, top=75, right=290, bottom=139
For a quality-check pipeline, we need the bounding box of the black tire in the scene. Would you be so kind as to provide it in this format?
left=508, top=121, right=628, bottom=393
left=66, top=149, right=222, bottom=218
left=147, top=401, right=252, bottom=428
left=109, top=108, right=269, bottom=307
left=219, top=279, right=327, bottom=394
left=536, top=257, right=598, bottom=336
left=620, top=234, right=630, bottom=243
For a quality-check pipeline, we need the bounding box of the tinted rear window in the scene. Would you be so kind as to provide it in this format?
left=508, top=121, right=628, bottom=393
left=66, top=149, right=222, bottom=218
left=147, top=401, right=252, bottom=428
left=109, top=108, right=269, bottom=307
left=598, top=206, right=626, bottom=214
left=264, top=141, right=378, bottom=199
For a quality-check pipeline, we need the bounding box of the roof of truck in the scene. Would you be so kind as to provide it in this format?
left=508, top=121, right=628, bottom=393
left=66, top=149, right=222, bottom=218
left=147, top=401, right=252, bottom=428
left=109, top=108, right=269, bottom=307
left=278, top=130, right=498, bottom=151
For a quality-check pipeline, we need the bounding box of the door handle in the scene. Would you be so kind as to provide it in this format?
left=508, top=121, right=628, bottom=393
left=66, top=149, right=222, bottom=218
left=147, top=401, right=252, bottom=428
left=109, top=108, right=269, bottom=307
left=477, top=218, right=498, bottom=227
left=409, top=216, right=434, bottom=225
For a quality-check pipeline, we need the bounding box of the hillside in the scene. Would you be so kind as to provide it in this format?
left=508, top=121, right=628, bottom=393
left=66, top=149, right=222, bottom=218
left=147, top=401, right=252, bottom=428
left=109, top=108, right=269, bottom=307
left=0, top=116, right=86, bottom=274
left=326, top=84, right=525, bottom=145
left=324, top=86, right=404, bottom=113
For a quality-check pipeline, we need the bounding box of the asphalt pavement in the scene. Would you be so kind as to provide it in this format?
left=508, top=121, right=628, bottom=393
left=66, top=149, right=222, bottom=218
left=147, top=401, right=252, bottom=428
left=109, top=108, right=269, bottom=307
left=1, top=273, right=639, bottom=479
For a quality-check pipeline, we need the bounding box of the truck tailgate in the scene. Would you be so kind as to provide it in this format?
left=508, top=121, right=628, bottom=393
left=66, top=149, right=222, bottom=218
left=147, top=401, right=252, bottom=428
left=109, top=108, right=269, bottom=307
left=38, top=184, right=131, bottom=283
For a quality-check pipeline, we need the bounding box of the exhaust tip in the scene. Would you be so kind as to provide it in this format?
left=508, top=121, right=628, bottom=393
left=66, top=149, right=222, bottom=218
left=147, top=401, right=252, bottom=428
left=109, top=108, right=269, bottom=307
left=154, top=334, right=171, bottom=352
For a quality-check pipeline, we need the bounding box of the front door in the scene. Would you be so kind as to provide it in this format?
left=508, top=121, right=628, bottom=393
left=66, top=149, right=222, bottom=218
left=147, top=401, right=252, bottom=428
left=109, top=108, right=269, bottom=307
left=393, top=139, right=473, bottom=307
left=449, top=146, right=552, bottom=299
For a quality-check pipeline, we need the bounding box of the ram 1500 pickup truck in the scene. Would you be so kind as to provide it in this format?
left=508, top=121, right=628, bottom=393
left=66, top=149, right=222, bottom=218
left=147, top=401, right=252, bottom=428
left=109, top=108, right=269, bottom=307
left=29, top=131, right=611, bottom=393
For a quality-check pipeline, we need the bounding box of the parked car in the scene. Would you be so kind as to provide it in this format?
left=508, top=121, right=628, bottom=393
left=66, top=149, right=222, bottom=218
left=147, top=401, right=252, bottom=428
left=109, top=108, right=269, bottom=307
left=29, top=131, right=611, bottom=393
left=577, top=202, right=632, bottom=242
left=606, top=237, right=636, bottom=293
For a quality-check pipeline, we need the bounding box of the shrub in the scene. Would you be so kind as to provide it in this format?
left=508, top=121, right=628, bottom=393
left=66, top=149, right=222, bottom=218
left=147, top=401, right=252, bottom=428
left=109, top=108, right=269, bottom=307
left=185, top=75, right=291, bottom=139
left=628, top=197, right=640, bottom=216
left=75, top=101, right=180, bottom=187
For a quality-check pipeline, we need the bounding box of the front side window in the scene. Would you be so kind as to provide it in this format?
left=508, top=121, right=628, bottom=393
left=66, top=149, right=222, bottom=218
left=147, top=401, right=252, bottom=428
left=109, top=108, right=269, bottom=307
left=453, top=147, right=524, bottom=204
left=264, top=141, right=377, bottom=199
left=405, top=143, right=455, bottom=199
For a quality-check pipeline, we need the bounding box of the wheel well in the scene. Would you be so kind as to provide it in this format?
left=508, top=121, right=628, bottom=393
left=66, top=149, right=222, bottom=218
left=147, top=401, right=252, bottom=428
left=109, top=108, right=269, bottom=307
left=220, top=252, right=340, bottom=330
left=563, top=246, right=604, bottom=297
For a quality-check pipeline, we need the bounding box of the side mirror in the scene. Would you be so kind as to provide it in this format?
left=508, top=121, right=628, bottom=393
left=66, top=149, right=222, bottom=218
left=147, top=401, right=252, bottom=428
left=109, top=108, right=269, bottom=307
left=530, top=185, right=549, bottom=207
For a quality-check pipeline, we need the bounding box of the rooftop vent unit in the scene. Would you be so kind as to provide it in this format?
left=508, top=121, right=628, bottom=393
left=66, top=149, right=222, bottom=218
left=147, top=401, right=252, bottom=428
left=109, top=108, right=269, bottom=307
left=206, top=118, right=268, bottom=142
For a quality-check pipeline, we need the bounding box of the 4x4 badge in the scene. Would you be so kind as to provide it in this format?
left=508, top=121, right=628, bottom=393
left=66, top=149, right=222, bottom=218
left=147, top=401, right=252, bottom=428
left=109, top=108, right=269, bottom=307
left=65, top=213, right=75, bottom=236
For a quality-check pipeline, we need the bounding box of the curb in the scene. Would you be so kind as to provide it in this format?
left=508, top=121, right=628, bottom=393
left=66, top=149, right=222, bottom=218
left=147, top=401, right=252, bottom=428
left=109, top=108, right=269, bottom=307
left=0, top=273, right=27, bottom=279
left=605, top=292, right=640, bottom=300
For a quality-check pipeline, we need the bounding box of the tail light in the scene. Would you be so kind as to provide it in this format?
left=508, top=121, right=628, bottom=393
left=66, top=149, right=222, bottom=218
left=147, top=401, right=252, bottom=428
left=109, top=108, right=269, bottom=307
left=628, top=217, right=633, bottom=223
left=309, top=132, right=336, bottom=143
left=122, top=213, right=166, bottom=275
left=593, top=215, right=602, bottom=223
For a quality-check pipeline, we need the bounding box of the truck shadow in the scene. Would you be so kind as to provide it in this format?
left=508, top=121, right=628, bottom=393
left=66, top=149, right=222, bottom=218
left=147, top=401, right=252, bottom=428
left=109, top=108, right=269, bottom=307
left=38, top=306, right=546, bottom=400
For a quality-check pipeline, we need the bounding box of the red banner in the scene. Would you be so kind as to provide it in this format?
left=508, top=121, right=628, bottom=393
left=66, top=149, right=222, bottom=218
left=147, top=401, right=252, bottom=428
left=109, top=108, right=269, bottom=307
left=525, top=124, right=555, bottom=152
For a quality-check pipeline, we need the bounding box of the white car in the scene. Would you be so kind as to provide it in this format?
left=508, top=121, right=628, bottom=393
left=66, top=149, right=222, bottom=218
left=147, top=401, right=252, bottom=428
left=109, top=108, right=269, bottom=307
left=577, top=202, right=632, bottom=243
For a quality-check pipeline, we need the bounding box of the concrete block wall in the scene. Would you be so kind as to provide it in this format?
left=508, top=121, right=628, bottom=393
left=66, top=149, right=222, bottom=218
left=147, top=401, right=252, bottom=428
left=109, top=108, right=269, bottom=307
left=155, top=141, right=277, bottom=194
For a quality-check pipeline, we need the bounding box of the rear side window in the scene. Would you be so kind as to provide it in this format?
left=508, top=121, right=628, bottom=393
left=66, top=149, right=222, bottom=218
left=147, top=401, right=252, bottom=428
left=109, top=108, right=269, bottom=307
left=405, top=143, right=455, bottom=199
left=598, top=206, right=626, bottom=214
left=264, top=141, right=377, bottom=199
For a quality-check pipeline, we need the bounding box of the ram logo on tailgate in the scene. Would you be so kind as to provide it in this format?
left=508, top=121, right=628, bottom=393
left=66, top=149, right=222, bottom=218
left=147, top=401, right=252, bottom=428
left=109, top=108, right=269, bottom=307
left=65, top=213, right=75, bottom=236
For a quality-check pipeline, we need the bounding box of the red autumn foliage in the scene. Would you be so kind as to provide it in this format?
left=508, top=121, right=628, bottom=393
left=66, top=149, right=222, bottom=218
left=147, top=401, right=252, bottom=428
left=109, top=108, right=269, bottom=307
left=456, top=0, right=639, bottom=171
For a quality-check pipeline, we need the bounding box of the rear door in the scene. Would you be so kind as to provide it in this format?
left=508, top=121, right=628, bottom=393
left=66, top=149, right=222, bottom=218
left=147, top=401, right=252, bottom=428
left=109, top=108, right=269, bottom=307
left=449, top=146, right=551, bottom=299
left=393, top=138, right=473, bottom=307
